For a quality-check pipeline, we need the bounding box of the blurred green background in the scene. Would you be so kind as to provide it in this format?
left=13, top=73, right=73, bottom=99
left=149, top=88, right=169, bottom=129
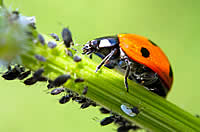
left=1, top=0, right=200, bottom=132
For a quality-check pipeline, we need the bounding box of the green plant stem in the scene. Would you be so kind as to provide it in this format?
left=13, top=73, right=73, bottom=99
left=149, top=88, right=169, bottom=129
left=1, top=4, right=200, bottom=132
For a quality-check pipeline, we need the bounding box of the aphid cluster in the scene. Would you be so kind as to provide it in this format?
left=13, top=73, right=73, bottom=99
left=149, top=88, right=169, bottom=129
left=2, top=65, right=31, bottom=81
left=24, top=68, right=48, bottom=85
left=99, top=109, right=141, bottom=132
left=0, top=18, right=143, bottom=132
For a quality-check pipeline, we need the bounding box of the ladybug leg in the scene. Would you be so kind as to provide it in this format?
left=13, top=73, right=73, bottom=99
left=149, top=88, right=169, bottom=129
left=124, top=59, right=131, bottom=92
left=140, top=72, right=158, bottom=85
left=95, top=48, right=117, bottom=72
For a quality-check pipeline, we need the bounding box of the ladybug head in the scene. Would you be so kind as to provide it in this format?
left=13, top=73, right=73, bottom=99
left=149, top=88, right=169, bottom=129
left=82, top=40, right=100, bottom=55
left=82, top=36, right=119, bottom=55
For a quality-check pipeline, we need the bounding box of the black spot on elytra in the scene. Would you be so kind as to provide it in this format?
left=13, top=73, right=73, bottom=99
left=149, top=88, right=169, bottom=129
left=141, top=47, right=150, bottom=58
left=149, top=40, right=158, bottom=46
left=169, top=65, right=173, bottom=77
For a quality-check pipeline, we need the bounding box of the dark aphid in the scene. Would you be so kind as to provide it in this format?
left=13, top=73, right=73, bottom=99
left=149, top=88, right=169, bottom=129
left=52, top=74, right=71, bottom=87
left=99, top=107, right=110, bottom=114
left=59, top=95, right=71, bottom=104
left=37, top=76, right=48, bottom=82
left=65, top=48, right=73, bottom=57
left=61, top=28, right=73, bottom=48
left=73, top=56, right=82, bottom=62
left=74, top=78, right=84, bottom=83
left=117, top=125, right=140, bottom=132
left=47, top=41, right=57, bottom=48
left=24, top=77, right=37, bottom=85
left=80, top=102, right=91, bottom=109
left=131, top=107, right=140, bottom=115
left=38, top=34, right=45, bottom=45
left=50, top=88, right=65, bottom=95
left=35, top=54, right=46, bottom=62
left=100, top=116, right=115, bottom=126
left=2, top=65, right=22, bottom=80
left=18, top=70, right=31, bottom=80
left=75, top=97, right=87, bottom=104
left=50, top=33, right=59, bottom=41
left=33, top=68, right=44, bottom=79
left=82, top=86, right=88, bottom=95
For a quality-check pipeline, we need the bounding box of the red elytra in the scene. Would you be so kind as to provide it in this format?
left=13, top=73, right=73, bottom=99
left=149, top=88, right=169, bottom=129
left=118, top=34, right=173, bottom=90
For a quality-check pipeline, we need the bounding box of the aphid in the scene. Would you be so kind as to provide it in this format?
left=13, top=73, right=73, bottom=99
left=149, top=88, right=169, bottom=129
left=61, top=28, right=73, bottom=48
left=73, top=56, right=82, bottom=62
left=80, top=102, right=91, bottom=109
left=24, top=77, right=37, bottom=85
left=74, top=78, right=84, bottom=83
left=23, top=68, right=45, bottom=85
left=99, top=107, right=110, bottom=114
left=120, top=105, right=139, bottom=117
left=2, top=65, right=22, bottom=80
left=50, top=88, right=65, bottom=95
left=52, top=74, right=71, bottom=87
left=38, top=34, right=45, bottom=45
left=117, top=125, right=140, bottom=132
left=35, top=54, right=46, bottom=62
left=82, top=34, right=173, bottom=97
left=47, top=41, right=57, bottom=48
left=18, top=70, right=31, bottom=80
left=76, top=97, right=87, bottom=104
left=131, top=106, right=140, bottom=115
left=50, top=33, right=59, bottom=41
left=82, top=86, right=88, bottom=95
left=100, top=116, right=115, bottom=126
left=59, top=95, right=71, bottom=104
left=33, top=68, right=44, bottom=78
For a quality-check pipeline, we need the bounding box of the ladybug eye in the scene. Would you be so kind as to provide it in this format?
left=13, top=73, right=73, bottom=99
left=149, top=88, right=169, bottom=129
left=91, top=40, right=99, bottom=47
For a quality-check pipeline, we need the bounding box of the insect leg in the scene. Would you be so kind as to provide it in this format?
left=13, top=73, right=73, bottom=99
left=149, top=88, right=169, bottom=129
left=124, top=59, right=131, bottom=92
left=95, top=48, right=117, bottom=72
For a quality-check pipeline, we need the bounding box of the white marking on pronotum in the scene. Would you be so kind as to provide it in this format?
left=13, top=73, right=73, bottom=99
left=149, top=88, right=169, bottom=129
left=120, top=104, right=136, bottom=117
left=99, top=39, right=112, bottom=48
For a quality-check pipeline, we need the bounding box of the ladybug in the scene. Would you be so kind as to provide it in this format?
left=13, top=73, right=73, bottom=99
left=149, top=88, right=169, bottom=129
left=82, top=34, right=173, bottom=97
